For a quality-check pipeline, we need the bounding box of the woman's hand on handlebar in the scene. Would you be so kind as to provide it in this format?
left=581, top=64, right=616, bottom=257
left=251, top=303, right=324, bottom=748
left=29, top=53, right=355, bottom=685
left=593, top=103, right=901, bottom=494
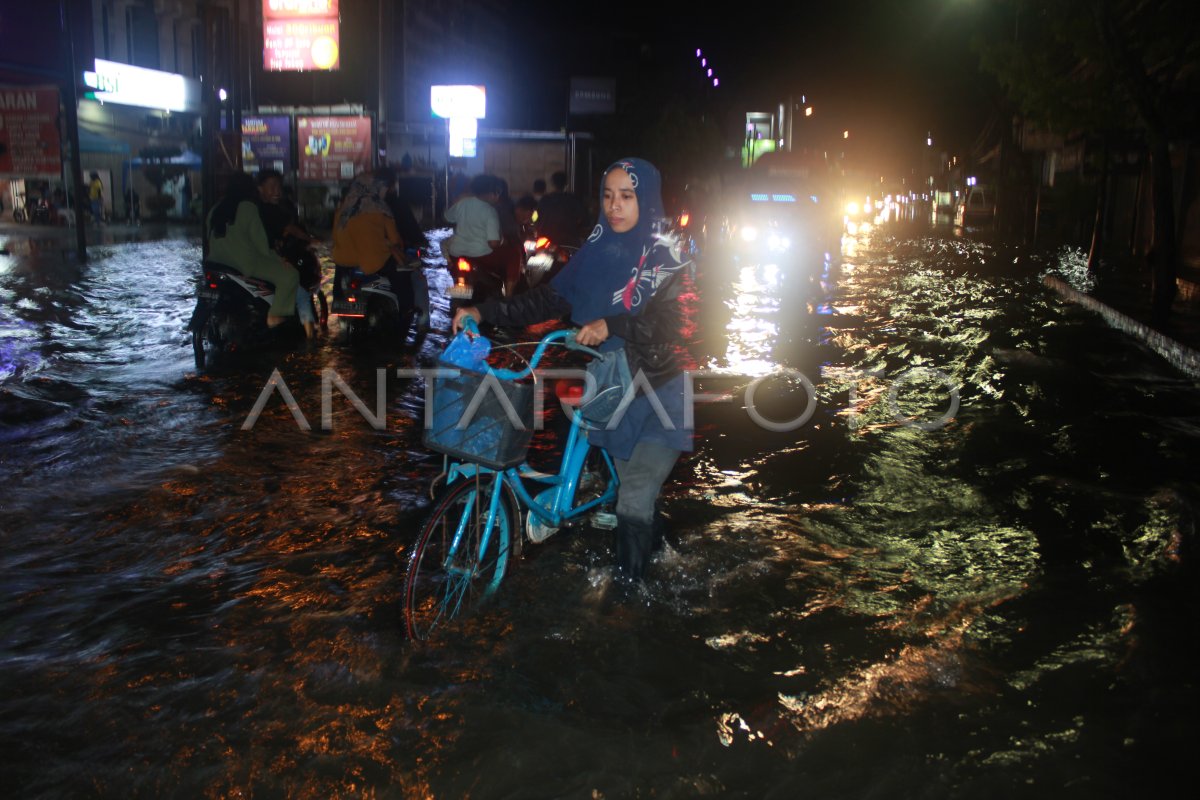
left=575, top=318, right=609, bottom=347
left=452, top=307, right=482, bottom=334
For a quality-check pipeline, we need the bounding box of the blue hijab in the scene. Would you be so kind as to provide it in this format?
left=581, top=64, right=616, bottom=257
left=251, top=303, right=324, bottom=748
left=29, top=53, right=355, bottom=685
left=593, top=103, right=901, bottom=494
left=551, top=158, right=681, bottom=323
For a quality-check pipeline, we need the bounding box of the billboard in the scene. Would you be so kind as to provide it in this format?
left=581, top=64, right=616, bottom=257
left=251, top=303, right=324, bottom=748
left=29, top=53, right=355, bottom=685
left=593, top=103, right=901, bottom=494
left=0, top=85, right=62, bottom=178
left=296, top=116, right=371, bottom=182
left=241, top=115, right=292, bottom=173
left=263, top=0, right=340, bottom=72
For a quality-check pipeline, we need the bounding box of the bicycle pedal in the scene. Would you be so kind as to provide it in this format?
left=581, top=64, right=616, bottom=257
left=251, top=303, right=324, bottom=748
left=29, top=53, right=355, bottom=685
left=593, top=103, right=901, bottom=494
left=590, top=511, right=618, bottom=530
left=526, top=515, right=559, bottom=544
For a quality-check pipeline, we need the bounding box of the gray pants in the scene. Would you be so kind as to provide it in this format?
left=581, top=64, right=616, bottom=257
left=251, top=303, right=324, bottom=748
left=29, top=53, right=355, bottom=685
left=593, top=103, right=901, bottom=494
left=614, top=440, right=680, bottom=524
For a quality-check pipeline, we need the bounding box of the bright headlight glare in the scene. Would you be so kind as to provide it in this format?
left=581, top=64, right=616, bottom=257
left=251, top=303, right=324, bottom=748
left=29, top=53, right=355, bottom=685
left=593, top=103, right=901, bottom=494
left=740, top=226, right=759, bottom=242
left=845, top=201, right=860, bottom=215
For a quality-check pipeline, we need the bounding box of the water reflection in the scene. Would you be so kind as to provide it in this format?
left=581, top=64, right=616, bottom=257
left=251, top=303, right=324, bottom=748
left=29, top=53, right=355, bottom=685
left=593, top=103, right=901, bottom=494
left=1, top=225, right=1197, bottom=797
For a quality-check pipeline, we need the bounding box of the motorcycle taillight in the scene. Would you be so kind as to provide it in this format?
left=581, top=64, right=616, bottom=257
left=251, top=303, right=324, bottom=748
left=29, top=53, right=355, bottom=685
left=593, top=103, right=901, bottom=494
left=204, top=272, right=218, bottom=289
left=457, top=258, right=472, bottom=274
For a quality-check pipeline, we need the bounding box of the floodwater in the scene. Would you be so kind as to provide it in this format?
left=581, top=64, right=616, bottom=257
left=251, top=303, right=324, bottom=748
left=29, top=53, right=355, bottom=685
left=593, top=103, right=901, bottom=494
left=1, top=222, right=1196, bottom=798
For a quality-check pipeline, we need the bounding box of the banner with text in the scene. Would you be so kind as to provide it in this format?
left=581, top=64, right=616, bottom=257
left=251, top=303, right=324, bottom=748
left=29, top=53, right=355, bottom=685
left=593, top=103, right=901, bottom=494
left=0, top=85, right=62, bottom=178
left=263, top=0, right=340, bottom=72
left=241, top=115, right=292, bottom=173
left=297, top=116, right=371, bottom=182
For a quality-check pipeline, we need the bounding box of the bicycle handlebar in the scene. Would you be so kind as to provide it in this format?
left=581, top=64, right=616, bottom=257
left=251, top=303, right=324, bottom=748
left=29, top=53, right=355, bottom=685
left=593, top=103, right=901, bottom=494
left=458, top=316, right=603, bottom=381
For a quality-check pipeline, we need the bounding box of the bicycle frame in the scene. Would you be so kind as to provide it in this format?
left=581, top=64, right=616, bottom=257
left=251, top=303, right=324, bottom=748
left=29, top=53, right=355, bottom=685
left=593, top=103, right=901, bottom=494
left=437, top=323, right=620, bottom=567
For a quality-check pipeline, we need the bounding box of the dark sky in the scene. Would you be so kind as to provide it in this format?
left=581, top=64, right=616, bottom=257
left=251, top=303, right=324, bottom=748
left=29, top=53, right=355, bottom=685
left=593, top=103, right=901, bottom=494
left=511, top=0, right=999, bottom=177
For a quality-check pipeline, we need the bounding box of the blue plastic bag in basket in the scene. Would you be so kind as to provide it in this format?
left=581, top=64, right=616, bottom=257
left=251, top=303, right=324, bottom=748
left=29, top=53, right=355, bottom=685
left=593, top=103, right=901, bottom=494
left=441, top=329, right=491, bottom=373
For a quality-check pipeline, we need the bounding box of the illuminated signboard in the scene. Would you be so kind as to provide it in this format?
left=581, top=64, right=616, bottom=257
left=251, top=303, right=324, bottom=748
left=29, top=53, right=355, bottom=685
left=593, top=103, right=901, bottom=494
left=241, top=115, right=292, bottom=173
left=296, top=116, right=370, bottom=181
left=0, top=85, right=62, bottom=178
left=263, top=0, right=340, bottom=72
left=430, top=85, right=486, bottom=120
left=82, top=59, right=201, bottom=113
left=431, top=85, right=486, bottom=159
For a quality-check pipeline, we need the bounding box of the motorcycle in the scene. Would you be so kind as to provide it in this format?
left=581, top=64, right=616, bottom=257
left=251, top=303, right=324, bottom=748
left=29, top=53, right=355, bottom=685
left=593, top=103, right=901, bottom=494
left=329, top=250, right=430, bottom=348
left=188, top=261, right=324, bottom=370
left=12, top=196, right=51, bottom=225
left=519, top=236, right=575, bottom=292
left=446, top=253, right=505, bottom=310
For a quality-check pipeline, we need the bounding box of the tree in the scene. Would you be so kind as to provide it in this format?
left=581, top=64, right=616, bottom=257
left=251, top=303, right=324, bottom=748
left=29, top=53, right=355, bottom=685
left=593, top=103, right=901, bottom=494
left=978, top=0, right=1200, bottom=324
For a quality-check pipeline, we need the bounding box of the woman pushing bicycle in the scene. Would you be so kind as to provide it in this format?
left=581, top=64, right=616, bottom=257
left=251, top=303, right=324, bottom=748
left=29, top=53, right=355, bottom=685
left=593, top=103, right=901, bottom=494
left=453, top=157, right=693, bottom=585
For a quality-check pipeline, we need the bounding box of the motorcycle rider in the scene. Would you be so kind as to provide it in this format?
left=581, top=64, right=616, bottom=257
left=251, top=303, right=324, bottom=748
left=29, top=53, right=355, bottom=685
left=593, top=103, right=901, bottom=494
left=536, top=170, right=588, bottom=249
left=207, top=172, right=300, bottom=330
left=331, top=169, right=416, bottom=317
left=256, top=169, right=320, bottom=338
left=444, top=174, right=519, bottom=297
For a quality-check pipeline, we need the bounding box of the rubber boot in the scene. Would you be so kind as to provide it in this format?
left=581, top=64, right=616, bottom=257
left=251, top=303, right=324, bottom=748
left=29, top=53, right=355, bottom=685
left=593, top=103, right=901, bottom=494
left=651, top=510, right=668, bottom=554
left=615, top=517, right=655, bottom=584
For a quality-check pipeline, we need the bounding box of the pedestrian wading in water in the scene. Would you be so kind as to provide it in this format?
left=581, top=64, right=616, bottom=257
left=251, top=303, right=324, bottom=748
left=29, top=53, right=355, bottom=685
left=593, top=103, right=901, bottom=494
left=454, top=157, right=693, bottom=585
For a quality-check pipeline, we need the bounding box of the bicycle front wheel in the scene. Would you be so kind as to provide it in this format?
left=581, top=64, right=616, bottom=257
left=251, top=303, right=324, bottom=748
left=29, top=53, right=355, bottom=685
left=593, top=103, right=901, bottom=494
left=403, top=474, right=515, bottom=640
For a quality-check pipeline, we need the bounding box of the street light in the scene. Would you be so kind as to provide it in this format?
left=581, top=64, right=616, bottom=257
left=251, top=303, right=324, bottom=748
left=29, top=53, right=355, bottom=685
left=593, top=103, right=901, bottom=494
left=843, top=130, right=850, bottom=139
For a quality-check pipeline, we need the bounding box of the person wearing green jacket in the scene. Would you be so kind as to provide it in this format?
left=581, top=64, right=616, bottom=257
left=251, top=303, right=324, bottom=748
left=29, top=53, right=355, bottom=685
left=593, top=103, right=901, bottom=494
left=207, top=172, right=299, bottom=328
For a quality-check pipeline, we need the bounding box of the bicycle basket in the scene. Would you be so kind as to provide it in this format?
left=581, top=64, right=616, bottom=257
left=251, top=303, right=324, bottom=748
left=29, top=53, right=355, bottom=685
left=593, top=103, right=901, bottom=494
left=423, top=361, right=536, bottom=469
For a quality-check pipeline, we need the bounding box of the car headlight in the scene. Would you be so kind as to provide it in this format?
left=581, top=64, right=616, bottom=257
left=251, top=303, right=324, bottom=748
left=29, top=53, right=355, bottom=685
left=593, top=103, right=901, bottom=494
left=767, top=233, right=791, bottom=252
left=845, top=201, right=860, bottom=216
left=740, top=225, right=759, bottom=242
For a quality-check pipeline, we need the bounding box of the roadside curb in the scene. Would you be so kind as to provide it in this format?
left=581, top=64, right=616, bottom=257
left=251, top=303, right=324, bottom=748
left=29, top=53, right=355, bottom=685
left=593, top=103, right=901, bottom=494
left=1044, top=275, right=1200, bottom=379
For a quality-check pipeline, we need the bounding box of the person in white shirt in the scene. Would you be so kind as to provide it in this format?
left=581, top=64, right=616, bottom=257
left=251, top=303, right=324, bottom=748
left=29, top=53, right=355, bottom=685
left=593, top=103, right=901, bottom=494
left=444, top=174, right=519, bottom=296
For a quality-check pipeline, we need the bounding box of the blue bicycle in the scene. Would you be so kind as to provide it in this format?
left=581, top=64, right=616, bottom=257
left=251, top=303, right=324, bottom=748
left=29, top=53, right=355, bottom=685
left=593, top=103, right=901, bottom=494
left=403, top=320, right=620, bottom=640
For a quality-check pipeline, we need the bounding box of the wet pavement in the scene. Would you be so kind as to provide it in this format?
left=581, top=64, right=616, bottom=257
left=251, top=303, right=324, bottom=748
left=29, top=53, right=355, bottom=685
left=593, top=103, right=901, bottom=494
left=1, top=219, right=1197, bottom=798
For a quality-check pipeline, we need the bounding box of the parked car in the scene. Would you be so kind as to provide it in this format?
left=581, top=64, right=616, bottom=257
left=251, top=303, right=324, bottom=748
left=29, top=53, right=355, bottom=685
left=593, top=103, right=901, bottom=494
left=955, top=185, right=996, bottom=228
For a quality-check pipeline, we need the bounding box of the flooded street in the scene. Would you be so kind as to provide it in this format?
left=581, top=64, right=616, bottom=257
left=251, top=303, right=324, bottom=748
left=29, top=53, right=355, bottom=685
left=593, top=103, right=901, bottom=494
left=2, top=224, right=1197, bottom=798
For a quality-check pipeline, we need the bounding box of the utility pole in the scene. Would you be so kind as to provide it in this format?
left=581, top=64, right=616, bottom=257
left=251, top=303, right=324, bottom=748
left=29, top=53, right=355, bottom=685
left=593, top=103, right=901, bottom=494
left=59, top=0, right=87, bottom=262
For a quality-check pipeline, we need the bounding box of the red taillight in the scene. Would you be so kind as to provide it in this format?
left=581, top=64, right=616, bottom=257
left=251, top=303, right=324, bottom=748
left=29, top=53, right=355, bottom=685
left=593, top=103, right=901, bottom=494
left=536, top=237, right=550, bottom=249
left=457, top=258, right=472, bottom=274
left=204, top=272, right=219, bottom=289
left=680, top=212, right=690, bottom=228
left=349, top=279, right=360, bottom=290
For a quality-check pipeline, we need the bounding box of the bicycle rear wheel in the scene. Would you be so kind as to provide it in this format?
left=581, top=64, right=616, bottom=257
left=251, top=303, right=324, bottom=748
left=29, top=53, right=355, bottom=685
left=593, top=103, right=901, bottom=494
left=403, top=473, right=515, bottom=640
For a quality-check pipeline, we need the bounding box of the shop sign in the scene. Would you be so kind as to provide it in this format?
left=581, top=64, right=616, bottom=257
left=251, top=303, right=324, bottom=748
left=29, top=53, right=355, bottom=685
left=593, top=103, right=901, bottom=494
left=263, top=0, right=340, bottom=71
left=83, top=59, right=200, bottom=113
left=568, top=78, right=615, bottom=115
left=0, top=85, right=62, bottom=178
left=242, top=115, right=292, bottom=173
left=296, top=116, right=371, bottom=182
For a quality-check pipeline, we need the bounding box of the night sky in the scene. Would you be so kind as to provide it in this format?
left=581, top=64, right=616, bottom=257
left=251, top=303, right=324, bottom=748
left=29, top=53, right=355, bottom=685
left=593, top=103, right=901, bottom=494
left=512, top=0, right=999, bottom=176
